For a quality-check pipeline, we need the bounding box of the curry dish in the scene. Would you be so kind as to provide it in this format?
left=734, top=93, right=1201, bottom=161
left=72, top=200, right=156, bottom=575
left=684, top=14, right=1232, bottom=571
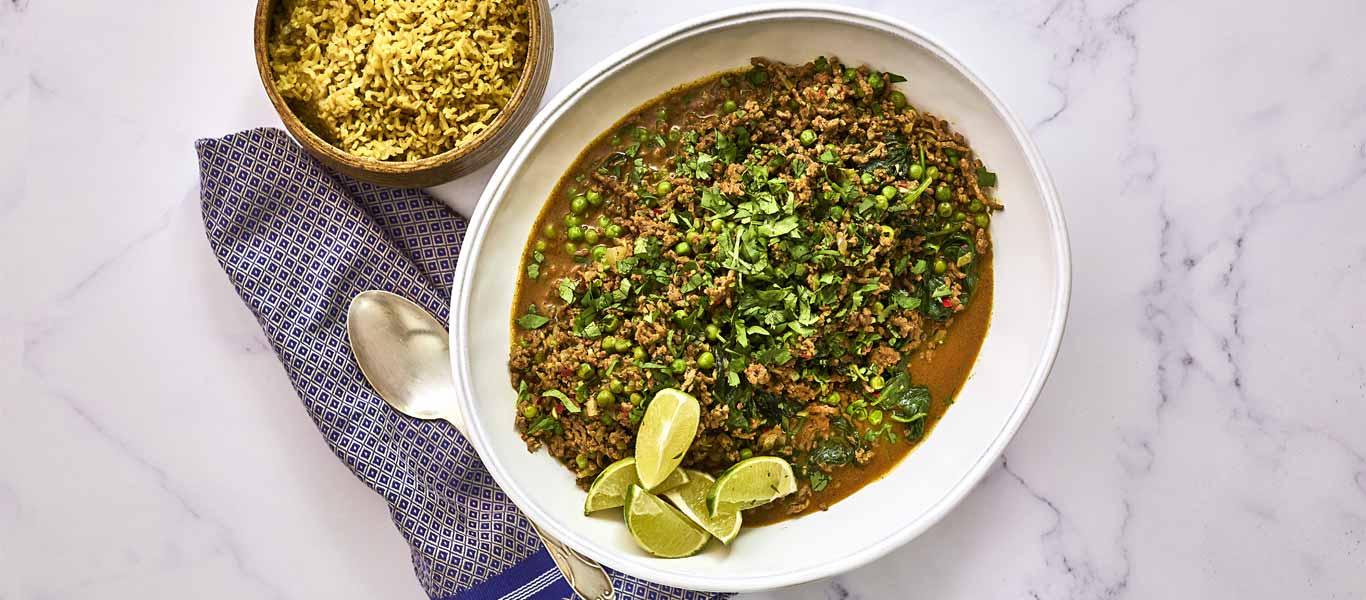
left=509, top=57, right=998, bottom=524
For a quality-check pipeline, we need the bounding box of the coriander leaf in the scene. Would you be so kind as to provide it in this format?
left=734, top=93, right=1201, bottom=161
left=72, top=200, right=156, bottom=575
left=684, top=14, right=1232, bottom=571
left=809, top=469, right=831, bottom=491
left=516, top=305, right=550, bottom=330
left=757, top=215, right=799, bottom=237
left=557, top=279, right=577, bottom=304
left=975, top=167, right=998, bottom=187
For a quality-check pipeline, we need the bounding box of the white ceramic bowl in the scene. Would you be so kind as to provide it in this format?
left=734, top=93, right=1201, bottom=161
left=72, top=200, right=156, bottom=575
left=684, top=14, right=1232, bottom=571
left=451, top=4, right=1070, bottom=592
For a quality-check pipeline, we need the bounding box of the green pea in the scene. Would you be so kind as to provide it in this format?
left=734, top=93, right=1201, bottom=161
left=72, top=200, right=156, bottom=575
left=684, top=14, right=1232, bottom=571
left=576, top=363, right=595, bottom=379
left=609, top=379, right=625, bottom=394
left=583, top=228, right=600, bottom=244
left=890, top=91, right=907, bottom=108
left=933, top=259, right=948, bottom=274
left=799, top=129, right=817, bottom=147
left=534, top=239, right=547, bottom=252
left=975, top=214, right=991, bottom=227
left=926, top=166, right=940, bottom=180
left=824, top=392, right=841, bottom=405
left=595, top=389, right=615, bottom=407
left=722, top=99, right=738, bottom=114
left=564, top=213, right=583, bottom=227
left=629, top=392, right=644, bottom=405
left=563, top=242, right=578, bottom=254
left=935, top=184, right=951, bottom=202
left=937, top=202, right=953, bottom=217
left=739, top=448, right=754, bottom=460
left=671, top=358, right=687, bottom=374
left=954, top=211, right=966, bottom=222
left=632, top=346, right=646, bottom=361
left=543, top=223, right=558, bottom=238
left=591, top=245, right=607, bottom=263
left=657, top=180, right=673, bottom=195
left=674, top=241, right=691, bottom=255
left=871, top=375, right=885, bottom=390
left=875, top=196, right=889, bottom=211
left=697, top=351, right=715, bottom=370
left=968, top=200, right=984, bottom=213
left=606, top=224, right=624, bottom=238
left=575, top=454, right=588, bottom=469
left=705, top=324, right=721, bottom=341
left=564, top=187, right=579, bottom=199
left=881, top=185, right=897, bottom=199
left=566, top=226, right=585, bottom=242
left=613, top=337, right=632, bottom=353
left=908, top=163, right=924, bottom=180
left=597, top=215, right=611, bottom=229
left=668, top=127, right=682, bottom=142
left=709, top=219, right=724, bottom=232
left=601, top=336, right=618, bottom=350
left=570, top=195, right=588, bottom=214
left=522, top=404, right=539, bottom=418
left=868, top=71, right=884, bottom=91
left=586, top=190, right=604, bottom=207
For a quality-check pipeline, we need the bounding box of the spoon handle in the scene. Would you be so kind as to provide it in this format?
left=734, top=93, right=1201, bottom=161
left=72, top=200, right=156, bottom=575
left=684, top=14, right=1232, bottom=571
left=440, top=416, right=614, bottom=599
left=530, top=521, right=615, bottom=600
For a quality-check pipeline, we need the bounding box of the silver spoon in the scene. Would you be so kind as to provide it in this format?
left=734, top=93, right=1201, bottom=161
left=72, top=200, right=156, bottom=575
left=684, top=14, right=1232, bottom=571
left=347, top=290, right=615, bottom=600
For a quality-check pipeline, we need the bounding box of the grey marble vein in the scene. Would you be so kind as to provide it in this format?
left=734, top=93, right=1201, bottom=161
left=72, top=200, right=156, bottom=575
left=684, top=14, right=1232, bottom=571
left=1, top=0, right=1363, bottom=598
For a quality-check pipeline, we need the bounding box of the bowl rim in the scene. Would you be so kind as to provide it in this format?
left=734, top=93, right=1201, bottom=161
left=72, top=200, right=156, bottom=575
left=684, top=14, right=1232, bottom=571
left=251, top=0, right=550, bottom=174
left=451, top=2, right=1071, bottom=592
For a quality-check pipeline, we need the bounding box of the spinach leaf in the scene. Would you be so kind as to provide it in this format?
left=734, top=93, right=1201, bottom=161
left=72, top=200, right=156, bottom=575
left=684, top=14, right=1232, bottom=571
left=810, top=440, right=854, bottom=467
left=542, top=389, right=581, bottom=414
left=878, top=373, right=931, bottom=426
left=527, top=416, right=561, bottom=435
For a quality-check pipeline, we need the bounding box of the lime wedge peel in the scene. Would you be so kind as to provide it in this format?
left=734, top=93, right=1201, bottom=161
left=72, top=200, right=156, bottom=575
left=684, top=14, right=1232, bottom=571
left=584, top=457, right=689, bottom=515
left=664, top=469, right=742, bottom=544
left=624, top=484, right=710, bottom=558
left=705, top=456, right=798, bottom=516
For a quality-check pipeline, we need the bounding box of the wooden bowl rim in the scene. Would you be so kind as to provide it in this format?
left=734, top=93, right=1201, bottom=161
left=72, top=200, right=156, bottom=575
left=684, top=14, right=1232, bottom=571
left=252, top=0, right=550, bottom=175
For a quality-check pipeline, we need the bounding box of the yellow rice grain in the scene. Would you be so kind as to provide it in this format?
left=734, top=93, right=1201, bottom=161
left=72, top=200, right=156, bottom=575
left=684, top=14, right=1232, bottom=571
left=268, top=0, right=530, bottom=161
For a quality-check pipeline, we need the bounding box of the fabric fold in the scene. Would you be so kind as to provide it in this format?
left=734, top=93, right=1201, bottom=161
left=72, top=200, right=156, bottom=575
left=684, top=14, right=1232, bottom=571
left=195, top=128, right=721, bottom=600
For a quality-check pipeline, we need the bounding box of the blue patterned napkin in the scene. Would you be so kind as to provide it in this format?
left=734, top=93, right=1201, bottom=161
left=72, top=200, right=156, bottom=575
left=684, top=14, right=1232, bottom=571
left=196, top=128, right=724, bottom=600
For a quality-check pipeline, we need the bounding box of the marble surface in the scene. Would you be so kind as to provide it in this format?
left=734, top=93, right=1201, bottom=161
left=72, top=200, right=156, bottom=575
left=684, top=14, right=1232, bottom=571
left=3, top=0, right=1364, bottom=597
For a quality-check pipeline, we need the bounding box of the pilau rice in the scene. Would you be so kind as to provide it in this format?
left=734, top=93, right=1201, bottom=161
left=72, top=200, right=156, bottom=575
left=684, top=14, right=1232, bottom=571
left=268, top=0, right=530, bottom=161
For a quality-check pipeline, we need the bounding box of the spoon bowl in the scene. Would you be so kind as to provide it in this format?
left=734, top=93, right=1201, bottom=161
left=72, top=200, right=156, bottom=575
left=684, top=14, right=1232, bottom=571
left=346, top=291, right=464, bottom=427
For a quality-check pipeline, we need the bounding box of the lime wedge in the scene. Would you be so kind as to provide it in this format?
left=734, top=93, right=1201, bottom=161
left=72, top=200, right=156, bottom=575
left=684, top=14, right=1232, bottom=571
left=634, top=388, right=700, bottom=489
left=624, top=484, right=710, bottom=558
left=584, top=458, right=689, bottom=514
left=705, top=456, right=797, bottom=516
left=652, top=466, right=689, bottom=493
left=664, top=469, right=741, bottom=544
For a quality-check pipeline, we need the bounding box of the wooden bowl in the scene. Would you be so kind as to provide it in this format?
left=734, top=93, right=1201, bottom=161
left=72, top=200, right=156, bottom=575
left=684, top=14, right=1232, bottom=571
left=252, top=0, right=553, bottom=188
